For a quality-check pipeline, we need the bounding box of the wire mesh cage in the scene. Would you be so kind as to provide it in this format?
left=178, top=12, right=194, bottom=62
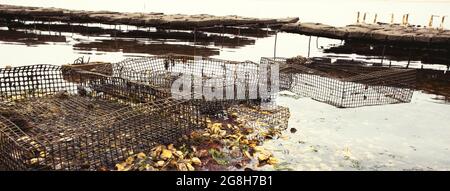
left=0, top=65, right=204, bottom=171
left=108, top=54, right=280, bottom=114
left=227, top=104, right=290, bottom=132
left=262, top=57, right=416, bottom=108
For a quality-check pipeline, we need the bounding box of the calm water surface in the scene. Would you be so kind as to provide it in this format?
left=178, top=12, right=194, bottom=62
left=0, top=0, right=449, bottom=68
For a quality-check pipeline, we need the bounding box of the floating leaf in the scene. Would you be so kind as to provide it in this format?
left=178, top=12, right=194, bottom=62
left=209, top=148, right=229, bottom=165
left=151, top=145, right=164, bottom=158
left=125, top=157, right=134, bottom=164
left=256, top=149, right=272, bottom=162
left=186, top=163, right=195, bottom=171
left=191, top=157, right=202, bottom=165
left=137, top=152, right=146, bottom=160
left=115, top=163, right=126, bottom=171
left=155, top=160, right=165, bottom=167
left=176, top=163, right=188, bottom=171
left=167, top=144, right=175, bottom=151
left=267, top=157, right=278, bottom=165
left=160, top=149, right=173, bottom=160
left=243, top=150, right=252, bottom=159
left=173, top=150, right=184, bottom=159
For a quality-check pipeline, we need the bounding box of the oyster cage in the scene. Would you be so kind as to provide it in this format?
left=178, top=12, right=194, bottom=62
left=100, top=54, right=280, bottom=115
left=227, top=104, right=290, bottom=132
left=262, top=57, right=416, bottom=108
left=0, top=65, right=204, bottom=170
left=111, top=54, right=279, bottom=102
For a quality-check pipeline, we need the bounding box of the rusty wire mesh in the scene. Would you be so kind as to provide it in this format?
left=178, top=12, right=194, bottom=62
left=227, top=104, right=290, bottom=132
left=262, top=57, right=416, bottom=108
left=109, top=54, right=279, bottom=114
left=0, top=64, right=204, bottom=170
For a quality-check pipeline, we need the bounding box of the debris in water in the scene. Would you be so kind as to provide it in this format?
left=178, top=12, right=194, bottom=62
left=114, top=104, right=290, bottom=171
left=290, top=128, right=297, bottom=133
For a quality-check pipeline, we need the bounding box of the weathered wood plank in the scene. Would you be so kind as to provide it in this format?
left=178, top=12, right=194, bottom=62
left=0, top=4, right=299, bottom=29
left=281, top=22, right=450, bottom=46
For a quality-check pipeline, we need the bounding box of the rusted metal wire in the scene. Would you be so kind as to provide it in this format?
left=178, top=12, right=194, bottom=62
left=262, top=57, right=416, bottom=108
left=0, top=64, right=205, bottom=170
left=0, top=61, right=289, bottom=171
left=109, top=54, right=279, bottom=114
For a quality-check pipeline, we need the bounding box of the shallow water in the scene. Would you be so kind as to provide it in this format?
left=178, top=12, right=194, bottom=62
left=256, top=91, right=450, bottom=171
left=0, top=0, right=449, bottom=68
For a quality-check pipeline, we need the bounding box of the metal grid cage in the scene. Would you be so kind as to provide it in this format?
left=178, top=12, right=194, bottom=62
left=227, top=104, right=290, bottom=132
left=262, top=57, right=416, bottom=108
left=0, top=65, right=204, bottom=171
left=103, top=54, right=280, bottom=115
left=111, top=54, right=278, bottom=102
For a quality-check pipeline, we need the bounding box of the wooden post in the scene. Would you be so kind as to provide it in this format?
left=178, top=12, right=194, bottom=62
left=405, top=14, right=409, bottom=25
left=357, top=12, right=360, bottom=23
left=429, top=15, right=433, bottom=27
left=440, top=16, right=446, bottom=29
left=402, top=15, right=405, bottom=25
left=429, top=15, right=439, bottom=28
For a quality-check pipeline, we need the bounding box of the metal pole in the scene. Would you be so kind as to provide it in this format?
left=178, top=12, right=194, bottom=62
left=406, top=49, right=412, bottom=68
left=380, top=45, right=386, bottom=65
left=307, top=36, right=312, bottom=57
left=221, top=25, right=225, bottom=49
left=237, top=28, right=241, bottom=45
left=273, top=31, right=278, bottom=59
left=316, top=36, right=319, bottom=49
left=193, top=27, right=197, bottom=56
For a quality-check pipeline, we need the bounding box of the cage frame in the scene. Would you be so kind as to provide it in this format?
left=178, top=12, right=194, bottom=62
left=262, top=57, right=416, bottom=108
left=0, top=64, right=205, bottom=171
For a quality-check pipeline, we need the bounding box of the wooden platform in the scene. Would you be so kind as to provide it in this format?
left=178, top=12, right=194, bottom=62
left=281, top=22, right=450, bottom=46
left=0, top=4, right=298, bottom=29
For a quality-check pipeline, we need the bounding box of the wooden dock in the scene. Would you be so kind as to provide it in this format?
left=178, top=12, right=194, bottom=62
left=281, top=22, right=450, bottom=46
left=0, top=4, right=298, bottom=29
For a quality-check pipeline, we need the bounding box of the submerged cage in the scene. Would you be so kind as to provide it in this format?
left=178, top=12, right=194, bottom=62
left=0, top=65, right=204, bottom=170
left=227, top=104, right=290, bottom=132
left=263, top=57, right=416, bottom=108
left=109, top=54, right=279, bottom=113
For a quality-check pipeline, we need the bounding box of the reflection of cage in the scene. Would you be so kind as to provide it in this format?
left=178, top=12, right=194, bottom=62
left=0, top=65, right=204, bottom=170
left=109, top=55, right=279, bottom=114
left=262, top=57, right=416, bottom=108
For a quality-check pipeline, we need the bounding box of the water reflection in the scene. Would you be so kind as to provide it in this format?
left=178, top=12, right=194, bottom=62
left=0, top=29, right=66, bottom=45
left=324, top=40, right=450, bottom=66
left=7, top=21, right=259, bottom=48
left=0, top=19, right=270, bottom=61
left=73, top=39, right=220, bottom=57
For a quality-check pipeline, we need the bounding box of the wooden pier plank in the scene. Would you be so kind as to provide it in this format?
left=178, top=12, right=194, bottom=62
left=0, top=4, right=299, bottom=29
left=281, top=22, right=450, bottom=46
